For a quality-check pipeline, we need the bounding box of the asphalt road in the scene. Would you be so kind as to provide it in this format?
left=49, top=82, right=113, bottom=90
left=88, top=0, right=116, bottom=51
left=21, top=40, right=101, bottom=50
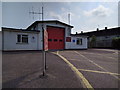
left=2, top=49, right=119, bottom=89
left=2, top=51, right=82, bottom=88
left=58, top=49, right=119, bottom=88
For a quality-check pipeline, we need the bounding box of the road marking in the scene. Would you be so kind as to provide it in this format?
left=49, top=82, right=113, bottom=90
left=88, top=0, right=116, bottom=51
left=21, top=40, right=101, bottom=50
left=56, top=51, right=94, bottom=90
left=78, top=69, right=120, bottom=76
left=81, top=52, right=117, bottom=60
left=69, top=58, right=118, bottom=64
left=51, top=52, right=57, bottom=54
left=69, top=59, right=81, bottom=61
left=74, top=51, right=120, bottom=80
left=90, top=49, right=118, bottom=52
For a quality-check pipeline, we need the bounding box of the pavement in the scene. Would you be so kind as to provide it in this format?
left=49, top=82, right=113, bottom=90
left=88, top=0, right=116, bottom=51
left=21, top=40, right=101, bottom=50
left=2, top=49, right=120, bottom=89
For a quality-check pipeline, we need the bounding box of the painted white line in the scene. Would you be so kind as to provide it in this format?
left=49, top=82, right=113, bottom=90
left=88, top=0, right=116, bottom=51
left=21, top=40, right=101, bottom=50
left=81, top=52, right=117, bottom=60
left=78, top=69, right=120, bottom=76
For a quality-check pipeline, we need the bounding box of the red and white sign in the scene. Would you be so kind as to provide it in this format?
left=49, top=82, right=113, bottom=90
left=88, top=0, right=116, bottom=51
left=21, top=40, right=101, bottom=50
left=66, top=37, right=71, bottom=42
left=44, top=30, right=48, bottom=51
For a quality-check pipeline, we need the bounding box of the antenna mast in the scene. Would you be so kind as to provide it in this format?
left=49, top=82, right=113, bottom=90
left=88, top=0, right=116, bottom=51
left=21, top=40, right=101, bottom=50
left=68, top=13, right=70, bottom=25
left=68, top=3, right=71, bottom=25
left=29, top=6, right=43, bottom=20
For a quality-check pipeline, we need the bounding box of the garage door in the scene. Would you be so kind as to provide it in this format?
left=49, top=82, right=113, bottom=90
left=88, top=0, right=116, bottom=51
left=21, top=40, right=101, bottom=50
left=47, top=26, right=65, bottom=50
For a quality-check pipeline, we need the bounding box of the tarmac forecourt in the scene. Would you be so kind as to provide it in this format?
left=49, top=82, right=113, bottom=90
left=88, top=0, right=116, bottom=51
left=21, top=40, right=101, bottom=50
left=74, top=51, right=120, bottom=81
left=3, top=51, right=83, bottom=88
left=52, top=49, right=119, bottom=88
left=52, top=51, right=94, bottom=90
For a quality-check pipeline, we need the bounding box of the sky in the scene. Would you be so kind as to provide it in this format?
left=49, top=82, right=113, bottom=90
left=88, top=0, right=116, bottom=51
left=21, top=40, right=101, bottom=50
left=1, top=1, right=119, bottom=34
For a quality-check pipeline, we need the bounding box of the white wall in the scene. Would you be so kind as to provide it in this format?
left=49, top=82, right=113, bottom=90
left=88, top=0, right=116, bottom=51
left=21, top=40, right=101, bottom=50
left=3, top=31, right=39, bottom=51
left=0, top=31, right=2, bottom=50
left=65, top=36, right=87, bottom=49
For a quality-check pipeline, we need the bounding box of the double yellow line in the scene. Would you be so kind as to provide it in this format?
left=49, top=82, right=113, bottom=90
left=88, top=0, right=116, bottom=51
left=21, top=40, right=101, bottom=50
left=56, top=51, right=94, bottom=90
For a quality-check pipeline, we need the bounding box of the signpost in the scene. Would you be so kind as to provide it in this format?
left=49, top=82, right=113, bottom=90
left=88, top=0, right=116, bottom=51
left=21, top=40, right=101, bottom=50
left=41, top=6, right=48, bottom=77
left=42, top=29, right=48, bottom=76
left=44, top=30, right=48, bottom=51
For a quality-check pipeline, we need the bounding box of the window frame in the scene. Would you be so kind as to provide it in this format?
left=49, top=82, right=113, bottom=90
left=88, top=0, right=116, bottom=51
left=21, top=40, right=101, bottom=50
left=17, top=34, right=28, bottom=44
left=76, top=38, right=82, bottom=45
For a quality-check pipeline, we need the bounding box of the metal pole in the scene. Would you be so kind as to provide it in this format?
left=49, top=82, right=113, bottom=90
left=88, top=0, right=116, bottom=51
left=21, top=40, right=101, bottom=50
left=68, top=13, right=70, bottom=25
left=45, top=51, right=47, bottom=70
left=43, top=5, right=46, bottom=70
left=42, top=6, right=46, bottom=76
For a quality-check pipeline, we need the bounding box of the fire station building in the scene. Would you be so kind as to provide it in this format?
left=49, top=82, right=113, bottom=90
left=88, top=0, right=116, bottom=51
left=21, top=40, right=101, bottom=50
left=2, top=20, right=87, bottom=51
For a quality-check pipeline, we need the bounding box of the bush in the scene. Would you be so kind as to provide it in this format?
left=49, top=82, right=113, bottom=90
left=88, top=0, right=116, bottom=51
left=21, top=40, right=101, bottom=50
left=90, top=35, right=96, bottom=48
left=112, top=37, right=120, bottom=49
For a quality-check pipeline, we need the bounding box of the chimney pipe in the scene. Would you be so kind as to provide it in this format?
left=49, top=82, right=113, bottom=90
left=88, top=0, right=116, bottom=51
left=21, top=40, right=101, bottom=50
left=81, top=31, right=83, bottom=33
left=105, top=27, right=107, bottom=30
left=97, top=28, right=99, bottom=31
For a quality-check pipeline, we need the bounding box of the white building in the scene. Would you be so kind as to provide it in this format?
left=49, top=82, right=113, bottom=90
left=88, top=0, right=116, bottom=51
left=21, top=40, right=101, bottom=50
left=2, top=20, right=87, bottom=51
left=0, top=31, right=2, bottom=50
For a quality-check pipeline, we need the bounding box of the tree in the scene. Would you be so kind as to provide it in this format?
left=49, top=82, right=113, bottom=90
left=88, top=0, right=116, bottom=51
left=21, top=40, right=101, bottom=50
left=90, top=35, right=96, bottom=48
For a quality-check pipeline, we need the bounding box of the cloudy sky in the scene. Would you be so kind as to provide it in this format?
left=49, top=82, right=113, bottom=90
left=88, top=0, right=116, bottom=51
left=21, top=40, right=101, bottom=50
left=2, top=1, right=119, bottom=33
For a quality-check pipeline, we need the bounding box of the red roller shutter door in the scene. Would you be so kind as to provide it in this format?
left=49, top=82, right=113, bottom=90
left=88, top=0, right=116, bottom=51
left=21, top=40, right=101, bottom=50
left=47, top=26, right=65, bottom=50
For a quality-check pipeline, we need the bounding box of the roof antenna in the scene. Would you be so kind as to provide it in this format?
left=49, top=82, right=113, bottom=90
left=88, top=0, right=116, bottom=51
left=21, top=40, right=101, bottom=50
left=29, top=7, right=30, bottom=19
left=39, top=7, right=40, bottom=20
left=68, top=3, right=71, bottom=25
left=29, top=6, right=34, bottom=20
left=29, top=6, right=43, bottom=21
left=32, top=6, right=34, bottom=20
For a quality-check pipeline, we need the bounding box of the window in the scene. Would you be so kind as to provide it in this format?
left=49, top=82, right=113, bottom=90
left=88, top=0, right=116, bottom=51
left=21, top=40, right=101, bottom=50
left=22, top=35, right=28, bottom=43
left=54, top=39, right=58, bottom=42
left=17, top=35, right=21, bottom=43
left=17, top=34, right=28, bottom=43
left=48, top=39, right=52, bottom=41
left=76, top=38, right=82, bottom=45
left=59, top=39, right=63, bottom=42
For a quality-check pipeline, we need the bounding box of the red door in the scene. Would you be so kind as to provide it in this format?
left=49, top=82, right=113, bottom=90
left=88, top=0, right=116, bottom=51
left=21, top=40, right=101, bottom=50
left=47, top=26, right=65, bottom=50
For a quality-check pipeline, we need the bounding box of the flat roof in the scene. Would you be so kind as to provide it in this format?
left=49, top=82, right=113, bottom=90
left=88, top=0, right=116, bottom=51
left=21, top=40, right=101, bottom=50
left=78, top=27, right=120, bottom=36
left=2, top=27, right=40, bottom=33
left=70, top=34, right=88, bottom=37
